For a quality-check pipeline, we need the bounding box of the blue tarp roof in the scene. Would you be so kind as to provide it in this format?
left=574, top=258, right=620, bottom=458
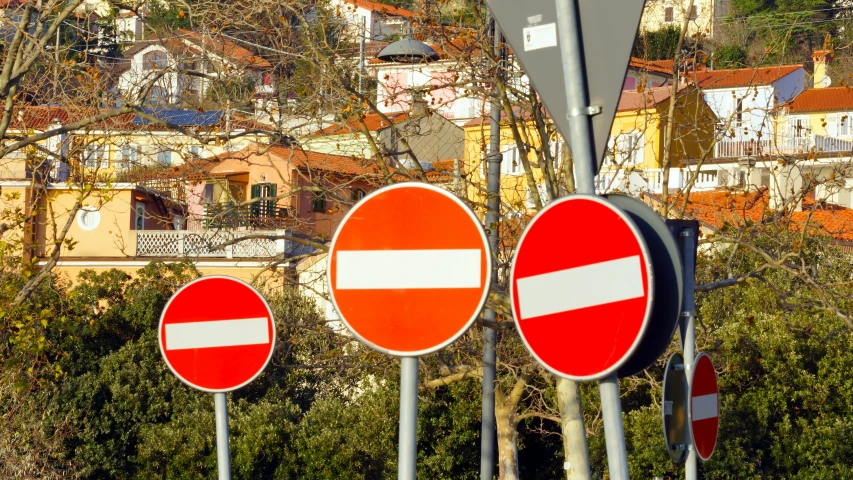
left=132, top=108, right=224, bottom=127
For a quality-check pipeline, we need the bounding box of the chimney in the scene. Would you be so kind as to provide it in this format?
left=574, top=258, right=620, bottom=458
left=410, top=91, right=428, bottom=116
left=812, top=49, right=834, bottom=88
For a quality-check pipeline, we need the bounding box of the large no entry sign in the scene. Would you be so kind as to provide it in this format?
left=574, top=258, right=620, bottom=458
left=510, top=195, right=653, bottom=380
left=689, top=352, right=720, bottom=461
left=328, top=183, right=491, bottom=356
left=159, top=276, right=276, bottom=392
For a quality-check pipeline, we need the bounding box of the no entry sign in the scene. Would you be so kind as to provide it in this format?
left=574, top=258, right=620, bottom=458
left=327, top=183, right=491, bottom=356
left=158, top=276, right=276, bottom=392
left=689, top=352, right=720, bottom=461
left=510, top=195, right=653, bottom=380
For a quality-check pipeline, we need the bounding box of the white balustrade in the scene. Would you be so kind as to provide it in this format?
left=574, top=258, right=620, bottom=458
left=136, top=230, right=293, bottom=258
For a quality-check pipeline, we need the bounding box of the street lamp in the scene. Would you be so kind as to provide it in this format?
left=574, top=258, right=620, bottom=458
left=376, top=36, right=439, bottom=64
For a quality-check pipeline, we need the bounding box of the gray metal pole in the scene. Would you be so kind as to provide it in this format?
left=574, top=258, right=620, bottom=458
left=399, top=356, right=419, bottom=480
left=214, top=393, right=232, bottom=480
left=480, top=18, right=503, bottom=480
left=359, top=17, right=366, bottom=97
left=555, top=1, right=628, bottom=478
left=681, top=229, right=698, bottom=480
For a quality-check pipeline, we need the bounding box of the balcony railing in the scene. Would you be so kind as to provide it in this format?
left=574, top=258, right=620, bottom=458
left=714, top=134, right=853, bottom=158
left=136, top=229, right=313, bottom=258
left=202, top=202, right=293, bottom=230
left=595, top=168, right=721, bottom=195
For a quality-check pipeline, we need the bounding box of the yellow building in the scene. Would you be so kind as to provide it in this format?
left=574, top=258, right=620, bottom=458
left=462, top=86, right=717, bottom=212
left=603, top=85, right=717, bottom=192
left=462, top=109, right=560, bottom=215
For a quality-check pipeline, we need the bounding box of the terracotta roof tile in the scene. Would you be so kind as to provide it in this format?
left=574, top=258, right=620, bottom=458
left=617, top=86, right=677, bottom=112
left=316, top=112, right=410, bottom=135
left=629, top=57, right=674, bottom=76
left=677, top=187, right=853, bottom=242
left=344, top=0, right=415, bottom=18
left=267, top=145, right=380, bottom=175
left=689, top=65, right=803, bottom=89
left=786, top=86, right=853, bottom=113
left=177, top=29, right=271, bottom=68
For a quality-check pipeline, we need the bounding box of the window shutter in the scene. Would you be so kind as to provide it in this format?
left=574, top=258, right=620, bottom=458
left=250, top=184, right=261, bottom=217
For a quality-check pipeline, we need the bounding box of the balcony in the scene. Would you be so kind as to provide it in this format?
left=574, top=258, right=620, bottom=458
left=714, top=134, right=853, bottom=159
left=135, top=229, right=313, bottom=258
left=201, top=202, right=293, bottom=230
left=596, top=168, right=721, bottom=195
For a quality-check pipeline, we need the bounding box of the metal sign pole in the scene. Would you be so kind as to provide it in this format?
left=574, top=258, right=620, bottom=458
left=555, top=0, right=628, bottom=478
left=214, top=393, right=232, bottom=480
left=681, top=229, right=698, bottom=480
left=480, top=16, right=503, bottom=480
left=399, top=357, right=419, bottom=480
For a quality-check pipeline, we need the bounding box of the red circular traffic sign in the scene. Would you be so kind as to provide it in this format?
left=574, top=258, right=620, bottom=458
left=158, top=276, right=276, bottom=392
left=327, top=183, right=491, bottom=356
left=510, top=195, right=653, bottom=380
left=689, top=352, right=719, bottom=461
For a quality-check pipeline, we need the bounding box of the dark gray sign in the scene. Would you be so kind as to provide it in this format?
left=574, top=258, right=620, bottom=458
left=605, top=195, right=683, bottom=378
left=662, top=352, right=688, bottom=463
left=666, top=219, right=700, bottom=350
left=485, top=0, right=647, bottom=172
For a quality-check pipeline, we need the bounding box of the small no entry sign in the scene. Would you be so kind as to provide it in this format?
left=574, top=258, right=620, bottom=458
left=689, top=352, right=720, bottom=462
left=159, top=276, right=276, bottom=392
left=510, top=195, right=653, bottom=380
left=327, top=183, right=491, bottom=356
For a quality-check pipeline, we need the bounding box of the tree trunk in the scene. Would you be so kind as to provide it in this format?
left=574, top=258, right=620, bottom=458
left=557, top=378, right=591, bottom=480
left=495, top=403, right=520, bottom=480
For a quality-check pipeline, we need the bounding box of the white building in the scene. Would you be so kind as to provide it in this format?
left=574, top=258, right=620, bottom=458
left=641, top=0, right=732, bottom=40
left=116, top=29, right=272, bottom=107
left=686, top=64, right=808, bottom=157
left=328, top=0, right=414, bottom=41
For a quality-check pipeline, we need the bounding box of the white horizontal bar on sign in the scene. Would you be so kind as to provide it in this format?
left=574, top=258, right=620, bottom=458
left=692, top=393, right=719, bottom=421
left=336, top=249, right=481, bottom=290
left=165, top=317, right=269, bottom=351
left=515, top=255, right=644, bottom=320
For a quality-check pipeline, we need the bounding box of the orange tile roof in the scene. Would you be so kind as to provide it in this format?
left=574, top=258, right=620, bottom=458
left=617, top=86, right=677, bottom=112
left=267, top=145, right=381, bottom=175
left=786, top=86, right=853, bottom=113
left=629, top=57, right=674, bottom=76
left=676, top=187, right=853, bottom=242
left=689, top=65, right=803, bottom=89
left=177, top=29, right=271, bottom=68
left=344, top=0, right=415, bottom=18
left=316, top=112, right=410, bottom=135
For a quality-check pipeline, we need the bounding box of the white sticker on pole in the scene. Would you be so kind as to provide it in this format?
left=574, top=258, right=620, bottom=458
left=523, top=23, right=557, bottom=51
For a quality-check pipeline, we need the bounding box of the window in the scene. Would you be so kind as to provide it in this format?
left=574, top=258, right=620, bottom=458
left=501, top=145, right=523, bottom=175
left=149, top=86, right=167, bottom=106
left=118, top=144, right=137, bottom=169
left=735, top=98, right=744, bottom=128
left=84, top=143, right=107, bottom=169
left=143, top=50, right=168, bottom=70
left=203, top=184, right=215, bottom=204
left=251, top=182, right=277, bottom=217
left=76, top=206, right=100, bottom=231
left=828, top=115, right=850, bottom=137
left=617, top=131, right=644, bottom=164
left=173, top=215, right=184, bottom=230
left=135, top=203, right=145, bottom=230
left=310, top=192, right=326, bottom=213
left=352, top=188, right=366, bottom=202
left=787, top=116, right=810, bottom=138
left=187, top=145, right=201, bottom=158
left=157, top=150, right=172, bottom=166
left=664, top=6, right=674, bottom=22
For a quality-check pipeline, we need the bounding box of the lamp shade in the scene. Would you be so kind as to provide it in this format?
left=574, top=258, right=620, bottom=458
left=377, top=37, right=439, bottom=63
